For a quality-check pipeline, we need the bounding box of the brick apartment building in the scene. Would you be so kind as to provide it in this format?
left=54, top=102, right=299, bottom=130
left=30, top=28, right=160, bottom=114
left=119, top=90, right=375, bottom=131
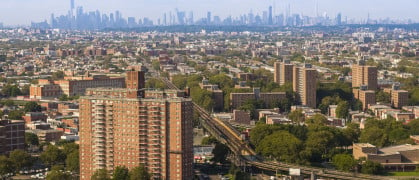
left=79, top=71, right=193, bottom=180
left=274, top=61, right=294, bottom=85
left=0, top=120, right=25, bottom=154
left=274, top=62, right=317, bottom=108
left=352, top=61, right=378, bottom=91
left=230, top=88, right=286, bottom=109
left=30, top=74, right=125, bottom=99
left=293, top=64, right=318, bottom=108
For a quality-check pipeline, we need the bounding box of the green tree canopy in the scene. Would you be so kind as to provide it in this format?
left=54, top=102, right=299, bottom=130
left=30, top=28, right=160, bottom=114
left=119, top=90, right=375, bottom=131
left=7, top=110, right=24, bottom=120
left=361, top=160, right=384, bottom=175
left=24, top=101, right=42, bottom=112
left=288, top=109, right=305, bottom=124
left=91, top=169, right=110, bottom=180
left=25, top=132, right=39, bottom=146
left=51, top=71, right=65, bottom=80
left=112, top=166, right=129, bottom=180
left=332, top=154, right=357, bottom=172
left=376, top=91, right=391, bottom=104
left=208, top=73, right=234, bottom=89
left=46, top=165, right=72, bottom=180
left=65, top=150, right=79, bottom=173
left=9, top=149, right=33, bottom=171
left=40, top=145, right=66, bottom=166
left=256, top=131, right=303, bottom=163
left=201, top=136, right=218, bottom=145
left=0, top=155, right=13, bottom=176
left=408, top=119, right=419, bottom=135
left=211, top=143, right=229, bottom=164
left=129, top=166, right=151, bottom=180
left=1, top=84, right=22, bottom=97
left=336, top=101, right=350, bottom=119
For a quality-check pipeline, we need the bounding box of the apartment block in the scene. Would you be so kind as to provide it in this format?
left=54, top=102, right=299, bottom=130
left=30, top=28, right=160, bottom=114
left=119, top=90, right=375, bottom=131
left=230, top=88, right=286, bottom=109
left=354, top=88, right=376, bottom=110
left=352, top=62, right=378, bottom=90
left=0, top=120, right=25, bottom=154
left=392, top=90, right=409, bottom=109
left=274, top=61, right=294, bottom=85
left=79, top=88, right=193, bottom=180
left=30, top=74, right=126, bottom=99
left=293, top=64, right=317, bottom=108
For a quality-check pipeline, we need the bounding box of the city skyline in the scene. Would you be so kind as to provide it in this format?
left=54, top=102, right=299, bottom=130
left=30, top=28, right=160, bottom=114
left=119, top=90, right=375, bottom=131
left=1, top=0, right=419, bottom=26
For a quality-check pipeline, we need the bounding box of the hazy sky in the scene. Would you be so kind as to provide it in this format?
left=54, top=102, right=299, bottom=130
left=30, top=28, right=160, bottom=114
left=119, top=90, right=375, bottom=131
left=1, top=0, right=419, bottom=25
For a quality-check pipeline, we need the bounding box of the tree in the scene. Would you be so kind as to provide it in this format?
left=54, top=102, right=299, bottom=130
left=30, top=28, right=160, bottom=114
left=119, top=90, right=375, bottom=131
left=21, top=85, right=30, bottom=96
left=407, top=119, right=419, bottom=135
left=256, top=131, right=303, bottom=163
left=212, top=143, right=229, bottom=164
left=0, top=156, right=13, bottom=177
left=361, top=160, right=384, bottom=175
left=318, top=96, right=342, bottom=114
left=9, top=149, right=33, bottom=171
left=201, top=136, right=218, bottom=145
left=7, top=110, right=24, bottom=120
left=112, top=166, right=129, bottom=180
left=288, top=109, right=305, bottom=124
left=332, top=154, right=357, bottom=172
left=208, top=73, right=234, bottom=89
left=376, top=91, right=391, bottom=103
left=1, top=99, right=14, bottom=107
left=145, top=78, right=166, bottom=89
left=342, top=123, right=361, bottom=147
left=25, top=132, right=39, bottom=146
left=51, top=71, right=64, bottom=80
left=59, top=94, right=69, bottom=101
left=91, top=169, right=110, bottom=180
left=305, top=128, right=338, bottom=162
left=359, top=127, right=389, bottom=147
left=1, top=84, right=22, bottom=97
left=46, top=165, right=71, bottom=180
left=24, top=101, right=42, bottom=112
left=336, top=101, right=349, bottom=119
left=40, top=145, right=66, bottom=166
left=61, top=142, right=79, bottom=156
left=151, top=60, right=160, bottom=71
left=129, top=166, right=151, bottom=180
left=65, top=150, right=79, bottom=173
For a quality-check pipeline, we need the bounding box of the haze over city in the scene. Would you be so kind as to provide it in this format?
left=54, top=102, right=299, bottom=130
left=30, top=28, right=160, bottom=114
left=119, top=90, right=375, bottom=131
left=1, top=0, right=419, bottom=26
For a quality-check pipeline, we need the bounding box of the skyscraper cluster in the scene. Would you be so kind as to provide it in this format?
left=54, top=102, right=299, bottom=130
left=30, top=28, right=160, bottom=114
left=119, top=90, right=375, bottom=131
left=43, top=0, right=350, bottom=30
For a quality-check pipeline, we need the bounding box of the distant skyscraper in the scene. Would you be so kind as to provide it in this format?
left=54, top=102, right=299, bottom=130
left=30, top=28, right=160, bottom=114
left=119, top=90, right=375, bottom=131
left=188, top=11, right=194, bottom=25
left=207, top=11, right=212, bottom=24
left=163, top=13, right=167, bottom=26
left=70, top=0, right=75, bottom=10
left=268, top=6, right=273, bottom=25
left=336, top=13, right=342, bottom=25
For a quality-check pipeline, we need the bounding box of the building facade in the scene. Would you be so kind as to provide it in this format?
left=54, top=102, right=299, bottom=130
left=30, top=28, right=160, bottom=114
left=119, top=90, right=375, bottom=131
left=230, top=88, right=286, bottom=109
left=79, top=88, right=193, bottom=180
left=274, top=61, right=294, bottom=85
left=0, top=120, right=25, bottom=154
left=30, top=75, right=125, bottom=99
left=293, top=64, right=317, bottom=108
left=352, top=62, right=378, bottom=90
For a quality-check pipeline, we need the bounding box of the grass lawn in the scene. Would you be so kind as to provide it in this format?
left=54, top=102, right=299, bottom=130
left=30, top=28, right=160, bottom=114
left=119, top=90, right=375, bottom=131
left=387, top=171, right=419, bottom=176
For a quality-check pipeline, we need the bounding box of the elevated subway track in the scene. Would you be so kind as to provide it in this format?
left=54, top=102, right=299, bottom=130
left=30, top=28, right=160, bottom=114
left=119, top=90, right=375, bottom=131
left=160, top=78, right=386, bottom=180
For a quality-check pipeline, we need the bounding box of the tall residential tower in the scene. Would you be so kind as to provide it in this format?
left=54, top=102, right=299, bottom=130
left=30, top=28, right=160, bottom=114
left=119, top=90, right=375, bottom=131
left=79, top=71, right=193, bottom=180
